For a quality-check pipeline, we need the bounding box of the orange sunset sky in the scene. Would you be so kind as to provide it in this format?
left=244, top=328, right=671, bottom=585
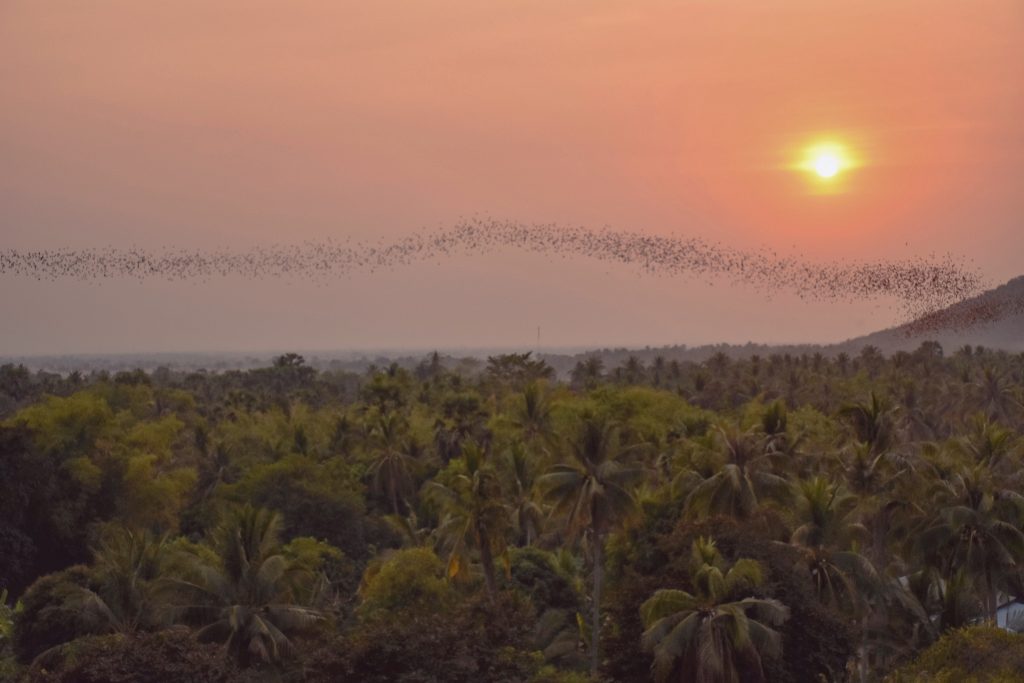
left=1, top=1, right=1022, bottom=354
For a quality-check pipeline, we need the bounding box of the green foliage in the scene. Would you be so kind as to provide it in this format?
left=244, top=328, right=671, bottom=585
left=529, top=667, right=597, bottom=683
left=218, top=454, right=371, bottom=559
left=888, top=626, right=1024, bottom=682
left=539, top=411, right=642, bottom=675
left=485, top=353, right=555, bottom=391
left=539, top=413, right=641, bottom=539
left=13, top=567, right=92, bottom=663
left=605, top=515, right=857, bottom=683
left=12, top=393, right=115, bottom=458
left=308, top=592, right=539, bottom=683
left=505, top=547, right=581, bottom=612
left=18, top=630, right=245, bottom=683
left=69, top=527, right=172, bottom=637
left=683, top=424, right=789, bottom=520
left=426, top=441, right=510, bottom=595
left=640, top=538, right=789, bottom=682
left=503, top=548, right=586, bottom=668
left=166, top=505, right=323, bottom=666
left=3, top=390, right=201, bottom=586
left=117, top=455, right=197, bottom=532
left=3, top=346, right=1024, bottom=680
left=357, top=548, right=452, bottom=618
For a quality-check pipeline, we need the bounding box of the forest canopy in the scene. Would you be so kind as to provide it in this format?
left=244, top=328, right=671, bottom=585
left=1, top=344, right=1023, bottom=681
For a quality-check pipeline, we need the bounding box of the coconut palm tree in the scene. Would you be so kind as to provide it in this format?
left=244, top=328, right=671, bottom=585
left=511, top=381, right=556, bottom=452
left=839, top=392, right=898, bottom=455
left=366, top=411, right=417, bottom=515
left=684, top=425, right=789, bottom=520
left=166, top=505, right=322, bottom=665
left=916, top=465, right=1024, bottom=622
left=787, top=477, right=877, bottom=610
left=620, top=356, right=648, bottom=385
left=892, top=566, right=978, bottom=641
left=570, top=357, right=605, bottom=391
left=426, top=441, right=510, bottom=597
left=651, top=355, right=668, bottom=388
left=840, top=443, right=924, bottom=593
left=67, top=527, right=169, bottom=636
left=504, top=442, right=545, bottom=546
left=538, top=413, right=641, bottom=675
left=957, top=413, right=1020, bottom=474
left=973, top=367, right=1023, bottom=424
left=383, top=508, right=436, bottom=549
left=641, top=537, right=789, bottom=683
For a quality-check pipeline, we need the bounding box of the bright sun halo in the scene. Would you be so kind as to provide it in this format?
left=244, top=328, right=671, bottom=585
left=798, top=142, right=852, bottom=183
left=814, top=153, right=840, bottom=178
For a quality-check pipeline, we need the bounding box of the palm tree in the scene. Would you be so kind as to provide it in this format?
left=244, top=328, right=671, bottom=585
left=366, top=411, right=417, bottom=515
left=511, top=381, right=556, bottom=450
left=839, top=392, right=897, bottom=455
left=841, top=437, right=927, bottom=575
left=759, top=400, right=811, bottom=474
left=891, top=566, right=977, bottom=642
left=166, top=505, right=322, bottom=665
left=916, top=465, right=1024, bottom=622
left=684, top=425, right=788, bottom=520
left=957, top=413, right=1020, bottom=473
left=973, top=367, right=1023, bottom=423
left=836, top=352, right=850, bottom=376
left=760, top=400, right=788, bottom=441
left=570, top=357, right=605, bottom=391
left=620, top=356, right=648, bottom=385
left=197, top=442, right=234, bottom=501
left=426, top=441, right=510, bottom=597
left=538, top=413, right=641, bottom=675
left=68, top=527, right=169, bottom=636
left=641, top=537, right=789, bottom=682
left=787, top=477, right=876, bottom=610
left=383, top=508, right=436, bottom=549
left=651, top=355, right=668, bottom=388
left=858, top=345, right=884, bottom=377
left=505, top=442, right=545, bottom=546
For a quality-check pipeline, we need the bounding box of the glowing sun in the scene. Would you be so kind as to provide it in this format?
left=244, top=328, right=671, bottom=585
left=800, top=142, right=852, bottom=181
left=814, top=152, right=841, bottom=178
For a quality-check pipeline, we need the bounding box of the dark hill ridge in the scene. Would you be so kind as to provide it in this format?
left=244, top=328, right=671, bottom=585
left=536, top=276, right=1024, bottom=374
left=834, top=275, right=1024, bottom=355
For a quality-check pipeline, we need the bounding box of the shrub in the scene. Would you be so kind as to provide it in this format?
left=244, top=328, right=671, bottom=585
left=887, top=626, right=1024, bottom=682
left=18, top=629, right=244, bottom=683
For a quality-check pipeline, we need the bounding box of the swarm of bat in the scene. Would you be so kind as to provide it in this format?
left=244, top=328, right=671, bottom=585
left=1, top=217, right=1010, bottom=335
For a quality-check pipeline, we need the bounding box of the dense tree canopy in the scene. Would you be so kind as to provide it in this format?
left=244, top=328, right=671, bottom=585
left=1, top=345, right=1023, bottom=680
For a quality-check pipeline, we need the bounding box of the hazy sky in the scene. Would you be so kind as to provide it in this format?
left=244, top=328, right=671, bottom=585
left=2, top=1, right=1022, bottom=355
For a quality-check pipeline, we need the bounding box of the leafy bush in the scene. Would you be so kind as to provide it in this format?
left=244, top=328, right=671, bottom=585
left=308, top=592, right=539, bottom=683
left=18, top=629, right=244, bottom=683
left=12, top=567, right=92, bottom=663
left=887, top=626, right=1024, bottom=682
left=357, top=548, right=453, bottom=618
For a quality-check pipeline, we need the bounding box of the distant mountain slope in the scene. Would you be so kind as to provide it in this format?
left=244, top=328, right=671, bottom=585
left=537, top=276, right=1024, bottom=375
left=833, top=275, right=1024, bottom=354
